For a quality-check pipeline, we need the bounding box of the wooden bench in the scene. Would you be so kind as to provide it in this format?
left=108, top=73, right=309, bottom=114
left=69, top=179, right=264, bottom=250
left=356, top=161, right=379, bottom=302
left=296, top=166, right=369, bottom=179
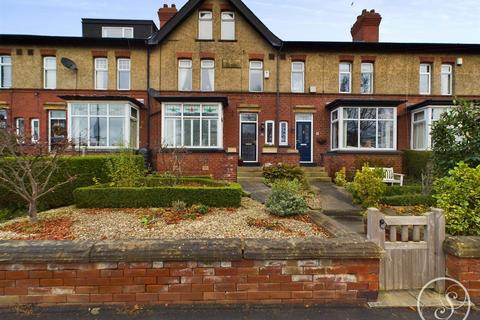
left=370, top=167, right=405, bottom=186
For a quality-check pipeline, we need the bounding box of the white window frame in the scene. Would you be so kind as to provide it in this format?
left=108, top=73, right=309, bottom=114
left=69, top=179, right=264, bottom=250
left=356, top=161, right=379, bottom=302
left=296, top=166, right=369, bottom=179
left=0, top=55, right=12, bottom=89
left=161, top=103, right=224, bottom=149
left=67, top=101, right=139, bottom=150
left=94, top=57, right=108, bottom=90
left=15, top=117, right=24, bottom=137
left=43, top=56, right=56, bottom=89
left=419, top=63, right=432, bottom=95
left=410, top=106, right=453, bottom=150
left=360, top=62, right=374, bottom=94
left=102, top=27, right=134, bottom=39
left=48, top=110, right=67, bottom=150
left=330, top=107, right=397, bottom=151
left=178, top=59, right=193, bottom=92
left=198, top=11, right=213, bottom=40
left=0, top=109, right=7, bottom=129
left=265, top=120, right=275, bottom=145
left=249, top=61, right=264, bottom=93
left=441, top=64, right=453, bottom=96
left=200, top=59, right=215, bottom=92
left=221, top=11, right=236, bottom=40
left=291, top=61, right=305, bottom=93
left=117, top=58, right=131, bottom=91
left=339, top=62, right=352, bottom=94
left=31, top=118, right=40, bottom=143
left=279, top=121, right=288, bottom=146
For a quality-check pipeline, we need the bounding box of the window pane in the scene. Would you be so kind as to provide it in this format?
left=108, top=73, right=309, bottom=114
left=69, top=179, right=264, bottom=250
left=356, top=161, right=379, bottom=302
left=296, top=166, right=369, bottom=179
left=90, top=117, right=108, bottom=147
left=72, top=117, right=88, bottom=145
left=441, top=73, right=452, bottom=95
left=360, top=120, right=376, bottom=148
left=266, top=122, right=274, bottom=144
left=202, top=119, right=209, bottom=146
left=413, top=122, right=426, bottom=149
left=96, top=70, right=108, bottom=89
left=45, top=70, right=56, bottom=89
left=343, top=108, right=358, bottom=119
left=179, top=60, right=192, bottom=91
left=164, top=118, right=175, bottom=146
left=378, top=121, right=394, bottom=149
left=183, top=104, right=200, bottom=116
left=202, top=105, right=218, bottom=116
left=1, top=58, right=12, bottom=87
left=108, top=117, right=124, bottom=147
left=378, top=108, right=394, bottom=119
left=165, top=104, right=181, bottom=116
left=250, top=69, right=263, bottom=92
left=420, top=74, right=430, bottom=94
left=339, top=63, right=351, bottom=72
left=250, top=61, right=263, bottom=69
left=118, top=70, right=130, bottom=90
left=360, top=72, right=372, bottom=94
left=129, top=118, right=138, bottom=148
left=332, top=122, right=339, bottom=149
left=414, top=111, right=425, bottom=122
left=192, top=119, right=201, bottom=146
left=109, top=104, right=125, bottom=116
left=123, top=28, right=133, bottom=38
left=199, top=11, right=213, bottom=40
left=279, top=122, right=288, bottom=145
left=175, top=119, right=182, bottom=146
left=210, top=120, right=218, bottom=146
left=0, top=110, right=7, bottom=129
left=339, top=73, right=350, bottom=93
left=344, top=120, right=358, bottom=148
left=72, top=104, right=88, bottom=116
left=360, top=108, right=376, bottom=119
left=201, top=62, right=214, bottom=91
left=90, top=104, right=108, bottom=116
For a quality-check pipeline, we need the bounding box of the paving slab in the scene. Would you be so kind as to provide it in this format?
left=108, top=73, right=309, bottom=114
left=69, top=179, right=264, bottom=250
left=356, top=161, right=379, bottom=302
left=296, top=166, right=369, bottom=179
left=238, top=180, right=270, bottom=203
left=369, top=290, right=476, bottom=308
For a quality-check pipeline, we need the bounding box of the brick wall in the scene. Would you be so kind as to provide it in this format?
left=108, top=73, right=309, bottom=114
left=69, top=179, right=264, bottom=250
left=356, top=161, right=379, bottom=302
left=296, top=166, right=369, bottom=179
left=261, top=151, right=300, bottom=166
left=324, top=152, right=403, bottom=178
left=446, top=255, right=480, bottom=304
left=0, top=259, right=378, bottom=306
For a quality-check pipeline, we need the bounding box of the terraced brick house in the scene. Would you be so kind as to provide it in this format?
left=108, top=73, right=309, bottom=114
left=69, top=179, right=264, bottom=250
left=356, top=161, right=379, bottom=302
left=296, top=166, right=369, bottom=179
left=1, top=0, right=480, bottom=181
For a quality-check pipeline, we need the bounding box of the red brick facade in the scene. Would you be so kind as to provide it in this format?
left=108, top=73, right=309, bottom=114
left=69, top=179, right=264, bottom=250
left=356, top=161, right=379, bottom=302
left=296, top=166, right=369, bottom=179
left=446, top=255, right=480, bottom=304
left=0, top=259, right=379, bottom=306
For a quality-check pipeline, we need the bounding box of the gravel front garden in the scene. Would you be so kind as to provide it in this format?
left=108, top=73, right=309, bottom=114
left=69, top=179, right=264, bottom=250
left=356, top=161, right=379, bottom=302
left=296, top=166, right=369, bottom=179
left=0, top=198, right=329, bottom=241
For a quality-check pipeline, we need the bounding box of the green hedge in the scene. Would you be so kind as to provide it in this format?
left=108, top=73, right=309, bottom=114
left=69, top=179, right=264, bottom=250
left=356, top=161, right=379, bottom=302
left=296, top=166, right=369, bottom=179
left=146, top=177, right=223, bottom=187
left=379, top=194, right=436, bottom=206
left=73, top=180, right=243, bottom=208
left=403, top=150, right=432, bottom=181
left=0, top=155, right=144, bottom=211
left=384, top=185, right=422, bottom=197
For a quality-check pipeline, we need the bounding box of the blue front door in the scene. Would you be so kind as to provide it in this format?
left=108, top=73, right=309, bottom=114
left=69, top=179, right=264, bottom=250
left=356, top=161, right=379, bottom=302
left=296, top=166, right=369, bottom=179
left=296, top=121, right=312, bottom=163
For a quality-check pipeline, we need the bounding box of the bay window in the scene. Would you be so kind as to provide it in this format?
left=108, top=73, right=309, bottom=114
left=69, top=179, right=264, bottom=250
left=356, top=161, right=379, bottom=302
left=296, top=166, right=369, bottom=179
left=291, top=61, right=305, bottom=93
left=0, top=56, right=12, bottom=88
left=339, top=62, right=352, bottom=93
left=411, top=106, right=452, bottom=150
left=331, top=107, right=396, bottom=150
left=162, top=103, right=223, bottom=149
left=68, top=102, right=139, bottom=149
left=201, top=60, right=215, bottom=92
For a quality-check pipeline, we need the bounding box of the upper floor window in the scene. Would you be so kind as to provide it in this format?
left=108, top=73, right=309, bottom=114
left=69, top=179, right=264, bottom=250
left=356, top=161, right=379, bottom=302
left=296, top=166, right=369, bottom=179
left=291, top=61, right=305, bottom=93
left=178, top=59, right=193, bottom=91
left=201, top=60, right=215, bottom=92
left=339, top=62, right=352, bottom=93
left=0, top=56, right=12, bottom=88
left=249, top=61, right=263, bottom=93
left=441, top=64, right=453, bottom=95
left=31, top=118, right=40, bottom=143
left=198, top=11, right=213, bottom=40
left=117, top=58, right=130, bottom=90
left=95, top=58, right=108, bottom=90
left=102, top=27, right=133, bottom=38
left=360, top=63, right=374, bottom=94
left=265, top=120, right=275, bottom=145
left=419, top=64, right=431, bottom=95
left=331, top=107, right=396, bottom=150
left=221, top=12, right=235, bottom=40
left=43, top=57, right=56, bottom=89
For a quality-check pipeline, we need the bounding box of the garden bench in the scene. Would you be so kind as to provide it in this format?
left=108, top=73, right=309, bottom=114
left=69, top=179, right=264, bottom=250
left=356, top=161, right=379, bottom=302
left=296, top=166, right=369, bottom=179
left=369, top=167, right=405, bottom=186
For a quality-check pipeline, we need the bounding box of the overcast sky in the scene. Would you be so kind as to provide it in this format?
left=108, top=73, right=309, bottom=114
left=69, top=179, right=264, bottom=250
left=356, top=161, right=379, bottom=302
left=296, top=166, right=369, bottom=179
left=1, top=0, right=479, bottom=43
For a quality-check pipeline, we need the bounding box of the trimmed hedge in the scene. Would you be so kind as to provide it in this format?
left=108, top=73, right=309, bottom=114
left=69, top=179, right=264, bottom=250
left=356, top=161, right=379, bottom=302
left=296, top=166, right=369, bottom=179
left=384, top=185, right=422, bottom=197
left=403, top=150, right=432, bottom=181
left=0, top=155, right=144, bottom=211
left=379, top=194, right=436, bottom=206
left=73, top=180, right=243, bottom=208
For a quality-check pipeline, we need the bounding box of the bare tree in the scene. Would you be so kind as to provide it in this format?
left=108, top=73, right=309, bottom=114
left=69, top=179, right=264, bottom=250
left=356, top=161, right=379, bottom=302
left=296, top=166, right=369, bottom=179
left=158, top=142, right=188, bottom=185
left=0, top=129, right=75, bottom=222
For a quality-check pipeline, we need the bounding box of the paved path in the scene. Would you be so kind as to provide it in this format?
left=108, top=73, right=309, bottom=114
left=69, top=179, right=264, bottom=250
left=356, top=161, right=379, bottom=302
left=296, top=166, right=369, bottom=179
left=238, top=180, right=270, bottom=203
left=311, top=182, right=365, bottom=235
left=2, top=305, right=478, bottom=320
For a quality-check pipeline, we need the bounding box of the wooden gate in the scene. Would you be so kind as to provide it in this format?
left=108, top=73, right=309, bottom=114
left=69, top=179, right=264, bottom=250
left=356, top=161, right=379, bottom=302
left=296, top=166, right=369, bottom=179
left=367, top=208, right=445, bottom=291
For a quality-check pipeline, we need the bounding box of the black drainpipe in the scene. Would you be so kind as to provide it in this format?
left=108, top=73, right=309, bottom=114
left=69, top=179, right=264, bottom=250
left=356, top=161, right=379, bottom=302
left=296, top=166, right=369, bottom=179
left=275, top=43, right=284, bottom=129
left=146, top=44, right=151, bottom=150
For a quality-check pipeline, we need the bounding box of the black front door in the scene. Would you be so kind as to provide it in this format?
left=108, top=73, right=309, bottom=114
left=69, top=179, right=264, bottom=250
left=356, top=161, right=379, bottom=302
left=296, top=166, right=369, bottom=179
left=296, top=121, right=312, bottom=163
left=241, top=123, right=257, bottom=162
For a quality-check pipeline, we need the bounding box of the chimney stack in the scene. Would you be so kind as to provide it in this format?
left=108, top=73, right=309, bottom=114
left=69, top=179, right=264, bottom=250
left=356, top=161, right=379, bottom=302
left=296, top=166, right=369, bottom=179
left=351, top=9, right=382, bottom=42
left=158, top=4, right=178, bottom=28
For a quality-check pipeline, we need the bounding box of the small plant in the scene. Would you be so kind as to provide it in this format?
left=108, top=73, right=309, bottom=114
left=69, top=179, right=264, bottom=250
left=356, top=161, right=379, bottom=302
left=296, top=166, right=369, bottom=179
left=433, top=162, right=480, bottom=236
left=334, top=167, right=348, bottom=187
left=139, top=215, right=154, bottom=226
left=172, top=200, right=187, bottom=212
left=194, top=204, right=210, bottom=215
left=107, top=149, right=146, bottom=187
left=350, top=164, right=387, bottom=208
left=266, top=180, right=308, bottom=217
left=263, top=164, right=307, bottom=187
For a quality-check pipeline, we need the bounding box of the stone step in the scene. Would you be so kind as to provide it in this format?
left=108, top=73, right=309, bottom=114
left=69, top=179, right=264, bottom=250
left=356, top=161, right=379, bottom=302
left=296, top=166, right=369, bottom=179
left=307, top=177, right=332, bottom=183
left=237, top=177, right=264, bottom=182
left=237, top=172, right=264, bottom=178
left=301, top=166, right=326, bottom=172
left=304, top=173, right=330, bottom=178
left=237, top=167, right=263, bottom=173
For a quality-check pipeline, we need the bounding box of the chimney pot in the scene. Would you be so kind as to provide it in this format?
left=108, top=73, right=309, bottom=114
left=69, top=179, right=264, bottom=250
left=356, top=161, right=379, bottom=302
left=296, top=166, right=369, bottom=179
left=351, top=9, right=382, bottom=42
left=158, top=3, right=178, bottom=28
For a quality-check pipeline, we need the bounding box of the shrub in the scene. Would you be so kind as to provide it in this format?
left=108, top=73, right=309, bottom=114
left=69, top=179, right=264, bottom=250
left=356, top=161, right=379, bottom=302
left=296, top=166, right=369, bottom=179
left=379, top=195, right=436, bottom=207
left=263, top=164, right=306, bottom=186
left=194, top=204, right=210, bottom=215
left=403, top=150, right=432, bottom=182
left=384, top=185, right=422, bottom=197
left=334, top=167, right=348, bottom=187
left=73, top=179, right=242, bottom=208
left=172, top=200, right=187, bottom=212
left=350, top=165, right=387, bottom=208
left=431, top=100, right=480, bottom=176
left=433, top=162, right=480, bottom=236
left=0, top=155, right=144, bottom=211
left=107, top=150, right=146, bottom=187
left=265, top=180, right=308, bottom=217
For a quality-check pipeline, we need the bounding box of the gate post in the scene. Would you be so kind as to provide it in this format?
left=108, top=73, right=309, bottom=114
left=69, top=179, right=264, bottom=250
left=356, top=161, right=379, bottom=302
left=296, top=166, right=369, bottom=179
left=367, top=208, right=385, bottom=248
left=430, top=208, right=446, bottom=293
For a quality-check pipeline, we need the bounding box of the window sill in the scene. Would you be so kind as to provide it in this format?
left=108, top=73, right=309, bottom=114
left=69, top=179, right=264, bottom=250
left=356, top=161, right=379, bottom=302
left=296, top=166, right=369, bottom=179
left=196, top=39, right=215, bottom=42
left=327, top=149, right=401, bottom=155
left=219, top=39, right=237, bottom=42
left=163, top=148, right=225, bottom=153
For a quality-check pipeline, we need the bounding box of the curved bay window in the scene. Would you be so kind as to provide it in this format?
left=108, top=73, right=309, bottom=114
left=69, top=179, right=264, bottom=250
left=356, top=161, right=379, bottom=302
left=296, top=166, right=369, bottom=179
left=162, top=103, right=223, bottom=149
left=68, top=102, right=139, bottom=149
left=331, top=107, right=396, bottom=151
